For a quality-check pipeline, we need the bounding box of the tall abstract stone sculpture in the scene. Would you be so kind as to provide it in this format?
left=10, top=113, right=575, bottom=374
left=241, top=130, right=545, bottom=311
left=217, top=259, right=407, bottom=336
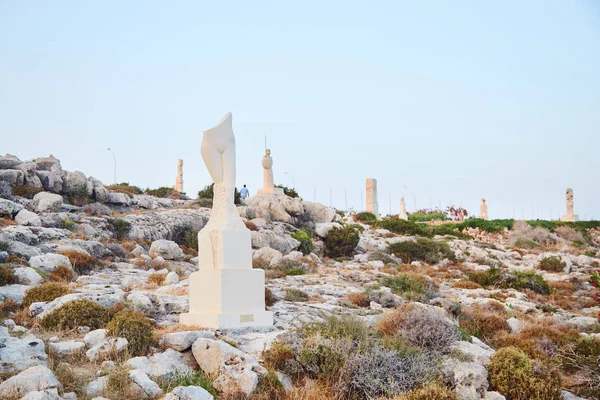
left=366, top=178, right=379, bottom=218
left=257, top=149, right=284, bottom=196
left=480, top=198, right=488, bottom=220
left=562, top=188, right=579, bottom=222
left=399, top=198, right=408, bottom=220
left=174, top=159, right=184, bottom=193
left=180, top=112, right=273, bottom=328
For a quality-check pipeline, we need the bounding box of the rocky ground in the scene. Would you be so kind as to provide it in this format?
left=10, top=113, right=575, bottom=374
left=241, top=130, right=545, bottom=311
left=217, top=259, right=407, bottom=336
left=1, top=154, right=600, bottom=400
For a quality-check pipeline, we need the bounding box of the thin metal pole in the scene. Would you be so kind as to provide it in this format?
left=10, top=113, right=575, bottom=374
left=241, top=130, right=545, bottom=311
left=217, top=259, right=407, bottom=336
left=345, top=190, right=347, bottom=210
left=361, top=191, right=363, bottom=211
left=389, top=194, right=391, bottom=215
left=329, top=188, right=332, bottom=208
left=313, top=186, right=316, bottom=202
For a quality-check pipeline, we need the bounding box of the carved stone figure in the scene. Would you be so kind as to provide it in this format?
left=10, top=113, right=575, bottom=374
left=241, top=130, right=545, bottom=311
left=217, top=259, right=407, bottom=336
left=562, top=188, right=579, bottom=222
left=180, top=112, right=273, bottom=329
left=366, top=178, right=379, bottom=218
left=258, top=149, right=283, bottom=196
left=399, top=198, right=408, bottom=220
left=480, top=198, right=488, bottom=220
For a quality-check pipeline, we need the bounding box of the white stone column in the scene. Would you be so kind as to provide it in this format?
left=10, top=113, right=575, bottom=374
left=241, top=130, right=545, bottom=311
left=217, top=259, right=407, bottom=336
left=180, top=113, right=273, bottom=329
left=366, top=178, right=379, bottom=218
left=175, top=159, right=183, bottom=193
left=479, top=198, right=488, bottom=220
left=562, top=188, right=579, bottom=222
left=399, top=197, right=408, bottom=220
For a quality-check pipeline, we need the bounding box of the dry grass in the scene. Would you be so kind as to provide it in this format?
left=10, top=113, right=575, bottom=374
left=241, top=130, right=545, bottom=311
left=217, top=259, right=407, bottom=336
left=286, top=380, right=342, bottom=400
left=0, top=217, right=17, bottom=227
left=459, top=306, right=510, bottom=343
left=245, top=220, right=258, bottom=231
left=345, top=292, right=370, bottom=307
left=376, top=305, right=413, bottom=336
left=12, top=306, right=34, bottom=327
left=265, top=287, right=277, bottom=307
left=45, top=265, right=75, bottom=283
left=0, top=298, right=20, bottom=319
left=57, top=249, right=98, bottom=274
left=147, top=273, right=165, bottom=286
left=451, top=280, right=483, bottom=290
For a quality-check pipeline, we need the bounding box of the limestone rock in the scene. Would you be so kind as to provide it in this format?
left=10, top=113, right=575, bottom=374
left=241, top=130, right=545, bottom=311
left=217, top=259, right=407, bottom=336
left=486, top=392, right=506, bottom=400
left=251, top=226, right=300, bottom=254
left=107, top=191, right=132, bottom=206
left=62, top=171, right=87, bottom=194
left=0, top=169, right=25, bottom=187
left=0, top=284, right=32, bottom=304
left=128, top=369, right=163, bottom=398
left=21, top=388, right=63, bottom=400
left=253, top=247, right=283, bottom=266
left=164, top=271, right=179, bottom=285
left=442, top=359, right=488, bottom=400
left=315, top=222, right=342, bottom=238
left=192, top=338, right=260, bottom=396
left=160, top=330, right=214, bottom=352
left=14, top=267, right=43, bottom=285
left=31, top=192, right=63, bottom=213
left=0, top=365, right=59, bottom=398
left=0, top=198, right=24, bottom=216
left=85, top=376, right=108, bottom=397
left=149, top=239, right=184, bottom=260
left=507, top=317, right=522, bottom=333
left=0, top=154, right=23, bottom=169
left=86, top=337, right=128, bottom=361
left=15, top=209, right=42, bottom=226
left=84, top=329, right=108, bottom=348
left=125, top=349, right=193, bottom=381
left=16, top=162, right=43, bottom=188
left=0, top=334, right=48, bottom=374
left=125, top=209, right=209, bottom=241
left=163, top=385, right=214, bottom=400
left=29, top=253, right=73, bottom=273
left=302, top=201, right=336, bottom=223
left=49, top=341, right=85, bottom=357
left=451, top=340, right=495, bottom=366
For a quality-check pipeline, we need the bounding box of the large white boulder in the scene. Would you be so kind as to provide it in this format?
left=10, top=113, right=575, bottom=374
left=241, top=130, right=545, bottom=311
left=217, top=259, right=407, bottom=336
left=128, top=369, right=163, bottom=398
left=84, top=329, right=107, bottom=348
left=192, top=338, right=261, bottom=396
left=29, top=253, right=72, bottom=273
left=302, top=201, right=336, bottom=223
left=149, top=239, right=184, bottom=260
left=442, top=359, right=488, bottom=400
left=0, top=284, right=32, bottom=304
left=0, top=169, right=25, bottom=186
left=85, top=337, right=128, bottom=362
left=315, top=222, right=342, bottom=238
left=49, top=341, right=85, bottom=357
left=164, top=271, right=179, bottom=285
left=31, top=192, right=63, bottom=213
left=21, top=388, right=63, bottom=400
left=14, top=267, right=43, bottom=286
left=0, top=154, right=23, bottom=169
left=107, top=192, right=132, bottom=206
left=125, top=349, right=193, bottom=381
left=15, top=209, right=42, bottom=227
left=253, top=247, right=283, bottom=266
left=0, top=365, right=59, bottom=398
left=164, top=386, right=214, bottom=400
left=0, top=198, right=24, bottom=216
left=61, top=171, right=87, bottom=194
left=0, top=334, right=48, bottom=374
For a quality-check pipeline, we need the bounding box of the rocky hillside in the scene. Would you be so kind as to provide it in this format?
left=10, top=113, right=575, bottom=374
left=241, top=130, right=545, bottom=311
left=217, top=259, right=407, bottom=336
left=1, top=154, right=600, bottom=400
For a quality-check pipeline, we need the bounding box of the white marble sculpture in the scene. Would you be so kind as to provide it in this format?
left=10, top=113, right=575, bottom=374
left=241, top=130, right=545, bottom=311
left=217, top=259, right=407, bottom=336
left=366, top=178, right=379, bottom=218
left=257, top=149, right=284, bottom=196
left=480, top=198, right=488, bottom=220
left=399, top=197, right=408, bottom=220
left=562, top=188, right=579, bottom=222
left=180, top=112, right=273, bottom=329
left=174, top=159, right=183, bottom=193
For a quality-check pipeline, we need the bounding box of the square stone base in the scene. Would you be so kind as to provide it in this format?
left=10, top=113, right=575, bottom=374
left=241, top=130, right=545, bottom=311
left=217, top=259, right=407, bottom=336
left=257, top=187, right=285, bottom=196
left=180, top=269, right=273, bottom=329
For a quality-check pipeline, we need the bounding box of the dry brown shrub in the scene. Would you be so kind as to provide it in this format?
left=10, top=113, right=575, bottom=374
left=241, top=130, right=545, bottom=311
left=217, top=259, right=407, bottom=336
left=493, top=319, right=579, bottom=359
left=381, top=267, right=398, bottom=275
left=0, top=217, right=17, bottom=227
left=286, top=380, right=341, bottom=400
left=345, top=292, right=370, bottom=307
left=460, top=306, right=509, bottom=343
left=555, top=226, right=584, bottom=242
left=245, top=220, right=258, bottom=231
left=490, top=292, right=509, bottom=302
left=265, top=287, right=277, bottom=306
left=550, top=281, right=577, bottom=295
left=6, top=254, right=27, bottom=265
left=376, top=305, right=413, bottom=336
left=12, top=306, right=34, bottom=326
left=451, top=281, right=483, bottom=290
left=57, top=250, right=97, bottom=274
left=46, top=265, right=75, bottom=283
left=480, top=300, right=506, bottom=314
left=0, top=298, right=20, bottom=318
left=147, top=273, right=165, bottom=286
left=263, top=341, right=294, bottom=370
left=265, top=269, right=286, bottom=280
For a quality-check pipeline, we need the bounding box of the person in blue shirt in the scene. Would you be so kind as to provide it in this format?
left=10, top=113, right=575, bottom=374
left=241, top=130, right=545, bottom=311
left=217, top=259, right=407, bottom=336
left=240, top=184, right=249, bottom=199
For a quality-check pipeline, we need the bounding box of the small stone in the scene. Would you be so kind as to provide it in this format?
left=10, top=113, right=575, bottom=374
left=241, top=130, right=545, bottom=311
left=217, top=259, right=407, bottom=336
left=164, top=385, right=214, bottom=400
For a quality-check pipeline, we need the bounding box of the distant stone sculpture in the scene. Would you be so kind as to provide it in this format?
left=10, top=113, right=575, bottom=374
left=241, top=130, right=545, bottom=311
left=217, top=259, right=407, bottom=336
left=480, top=198, right=488, bottom=220
left=180, top=112, right=273, bottom=329
left=257, top=149, right=284, bottom=196
left=174, top=159, right=184, bottom=193
left=399, top=198, right=408, bottom=220
left=562, top=188, right=579, bottom=222
left=366, top=178, right=379, bottom=218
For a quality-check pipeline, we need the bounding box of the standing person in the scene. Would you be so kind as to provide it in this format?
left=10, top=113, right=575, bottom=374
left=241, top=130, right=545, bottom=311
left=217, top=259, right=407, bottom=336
left=240, top=184, right=250, bottom=199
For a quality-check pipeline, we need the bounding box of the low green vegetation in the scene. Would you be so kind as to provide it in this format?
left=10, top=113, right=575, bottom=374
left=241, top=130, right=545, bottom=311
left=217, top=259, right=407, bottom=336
left=198, top=183, right=241, bottom=204
left=354, top=212, right=377, bottom=223
left=291, top=230, right=313, bottom=255
left=106, top=182, right=143, bottom=195
left=23, top=282, right=71, bottom=306
left=323, top=226, right=360, bottom=258
left=275, top=184, right=300, bottom=198
left=284, top=288, right=310, bottom=302
left=466, top=267, right=551, bottom=295
left=109, top=218, right=131, bottom=240
left=538, top=256, right=566, bottom=272
left=41, top=299, right=114, bottom=330
left=386, top=237, right=455, bottom=264
left=380, top=273, right=439, bottom=302
left=158, top=370, right=218, bottom=397
left=106, top=310, right=156, bottom=356
left=408, top=212, right=447, bottom=222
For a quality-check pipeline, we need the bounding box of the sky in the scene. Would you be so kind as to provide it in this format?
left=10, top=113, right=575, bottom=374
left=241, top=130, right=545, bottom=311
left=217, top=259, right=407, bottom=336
left=1, top=1, right=599, bottom=220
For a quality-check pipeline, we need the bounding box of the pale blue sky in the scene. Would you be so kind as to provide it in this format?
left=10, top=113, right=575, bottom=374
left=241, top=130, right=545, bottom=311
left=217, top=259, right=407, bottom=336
left=1, top=1, right=599, bottom=219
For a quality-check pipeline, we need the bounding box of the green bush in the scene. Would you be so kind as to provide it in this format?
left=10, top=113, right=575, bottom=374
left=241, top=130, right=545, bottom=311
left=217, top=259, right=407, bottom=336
left=354, top=212, right=377, bottom=223
left=408, top=212, right=447, bottom=222
left=198, top=183, right=241, bottom=204
left=299, top=314, right=369, bottom=341
left=107, top=310, right=156, bottom=356
left=23, top=282, right=71, bottom=306
left=144, top=187, right=174, bottom=198
left=0, top=241, right=9, bottom=251
left=63, top=187, right=92, bottom=206
left=291, top=230, right=313, bottom=255
left=272, top=259, right=307, bottom=276
left=488, top=346, right=562, bottom=400
left=107, top=183, right=143, bottom=195
left=375, top=218, right=426, bottom=236
left=538, top=256, right=566, bottom=272
left=457, top=219, right=514, bottom=233
left=387, top=237, right=455, bottom=264
left=183, top=228, right=199, bottom=250
left=109, top=218, right=131, bottom=241
left=61, top=218, right=75, bottom=230
left=380, top=273, right=439, bottom=302
left=466, top=267, right=502, bottom=287
left=41, top=299, right=113, bottom=331
left=284, top=288, right=310, bottom=302
left=0, top=265, right=17, bottom=286
left=466, top=268, right=550, bottom=295
left=275, top=185, right=300, bottom=198
left=160, top=370, right=218, bottom=397
left=297, top=337, right=348, bottom=378
left=323, top=226, right=360, bottom=258
left=402, top=383, right=458, bottom=400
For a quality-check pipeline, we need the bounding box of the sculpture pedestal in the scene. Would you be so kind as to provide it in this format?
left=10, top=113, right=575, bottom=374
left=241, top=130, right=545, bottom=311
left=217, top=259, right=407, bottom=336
left=197, top=226, right=252, bottom=270
left=180, top=269, right=273, bottom=329
left=257, top=187, right=284, bottom=196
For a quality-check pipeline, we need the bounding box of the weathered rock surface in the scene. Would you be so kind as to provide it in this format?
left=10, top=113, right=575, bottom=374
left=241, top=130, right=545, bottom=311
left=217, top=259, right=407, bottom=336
left=0, top=365, right=59, bottom=398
